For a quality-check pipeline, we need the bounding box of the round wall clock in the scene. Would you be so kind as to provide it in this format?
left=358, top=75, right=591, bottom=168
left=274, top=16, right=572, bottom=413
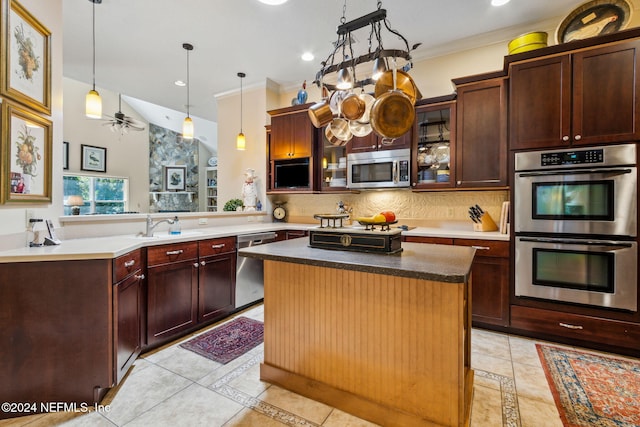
left=556, top=0, right=632, bottom=44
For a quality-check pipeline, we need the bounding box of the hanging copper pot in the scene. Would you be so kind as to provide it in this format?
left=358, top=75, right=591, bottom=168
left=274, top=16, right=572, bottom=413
left=369, top=90, right=415, bottom=139
left=340, top=92, right=366, bottom=121
left=356, top=92, right=375, bottom=123
left=325, top=118, right=352, bottom=146
left=349, top=120, right=373, bottom=137
left=308, top=100, right=333, bottom=128
left=374, top=69, right=419, bottom=105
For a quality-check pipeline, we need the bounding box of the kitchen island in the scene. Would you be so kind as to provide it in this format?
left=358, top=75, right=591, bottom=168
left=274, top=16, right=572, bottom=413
left=239, top=238, right=475, bottom=427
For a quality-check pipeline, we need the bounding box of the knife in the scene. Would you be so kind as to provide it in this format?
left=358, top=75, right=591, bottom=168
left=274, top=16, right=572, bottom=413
left=469, top=214, right=479, bottom=223
left=475, top=204, right=484, bottom=215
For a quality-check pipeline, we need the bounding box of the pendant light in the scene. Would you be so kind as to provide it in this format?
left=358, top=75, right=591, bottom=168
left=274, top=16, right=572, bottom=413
left=237, top=72, right=246, bottom=151
left=182, top=43, right=194, bottom=140
left=85, top=0, right=102, bottom=118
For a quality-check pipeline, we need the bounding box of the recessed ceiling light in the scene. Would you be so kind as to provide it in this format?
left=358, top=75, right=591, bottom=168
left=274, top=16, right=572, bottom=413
left=258, top=0, right=288, bottom=5
left=301, top=52, right=314, bottom=61
left=491, top=0, right=511, bottom=6
left=174, top=80, right=186, bottom=87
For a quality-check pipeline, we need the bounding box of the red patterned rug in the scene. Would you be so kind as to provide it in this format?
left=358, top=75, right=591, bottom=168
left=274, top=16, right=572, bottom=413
left=180, top=317, right=263, bottom=364
left=537, top=344, right=640, bottom=427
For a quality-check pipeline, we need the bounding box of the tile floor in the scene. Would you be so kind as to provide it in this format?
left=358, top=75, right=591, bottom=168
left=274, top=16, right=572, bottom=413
left=1, top=303, right=637, bottom=427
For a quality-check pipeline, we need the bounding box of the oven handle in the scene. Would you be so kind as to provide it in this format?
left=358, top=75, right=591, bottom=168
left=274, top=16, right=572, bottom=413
left=519, top=237, right=634, bottom=247
left=517, top=168, right=633, bottom=177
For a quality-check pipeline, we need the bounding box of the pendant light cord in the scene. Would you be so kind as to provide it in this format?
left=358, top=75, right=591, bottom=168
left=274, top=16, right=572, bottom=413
left=92, top=0, right=96, bottom=91
left=186, top=47, right=190, bottom=118
left=240, top=74, right=243, bottom=133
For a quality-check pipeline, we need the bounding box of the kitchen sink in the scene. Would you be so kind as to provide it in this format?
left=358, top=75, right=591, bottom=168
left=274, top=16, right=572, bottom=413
left=129, top=230, right=203, bottom=240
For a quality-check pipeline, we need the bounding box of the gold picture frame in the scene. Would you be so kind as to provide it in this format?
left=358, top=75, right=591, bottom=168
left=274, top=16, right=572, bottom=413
left=0, top=0, right=52, bottom=115
left=556, top=0, right=632, bottom=44
left=1, top=100, right=52, bottom=203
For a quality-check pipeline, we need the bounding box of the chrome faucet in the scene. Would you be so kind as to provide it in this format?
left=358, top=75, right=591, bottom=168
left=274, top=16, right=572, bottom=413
left=146, top=215, right=175, bottom=237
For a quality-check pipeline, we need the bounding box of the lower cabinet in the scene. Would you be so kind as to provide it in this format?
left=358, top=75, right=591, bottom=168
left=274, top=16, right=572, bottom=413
left=403, top=236, right=510, bottom=327
left=198, top=237, right=236, bottom=322
left=146, top=242, right=199, bottom=346
left=275, top=229, right=308, bottom=241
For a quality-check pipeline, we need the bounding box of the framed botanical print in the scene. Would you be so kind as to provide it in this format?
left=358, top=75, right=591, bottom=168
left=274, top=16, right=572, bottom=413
left=0, top=100, right=52, bottom=203
left=0, top=0, right=51, bottom=115
left=81, top=144, right=107, bottom=173
left=164, top=165, right=187, bottom=191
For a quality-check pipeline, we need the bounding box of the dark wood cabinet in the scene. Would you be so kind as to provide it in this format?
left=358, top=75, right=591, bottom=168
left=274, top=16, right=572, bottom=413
left=453, top=239, right=509, bottom=327
left=198, top=237, right=236, bottom=323
left=412, top=99, right=456, bottom=189
left=347, top=129, right=412, bottom=154
left=455, top=78, right=507, bottom=188
left=509, top=39, right=640, bottom=150
left=113, top=249, right=146, bottom=384
left=403, top=236, right=509, bottom=327
left=269, top=105, right=314, bottom=160
left=146, top=242, right=199, bottom=346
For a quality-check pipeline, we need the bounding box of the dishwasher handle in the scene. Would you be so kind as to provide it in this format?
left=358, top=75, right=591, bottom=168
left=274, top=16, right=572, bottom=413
left=237, top=232, right=277, bottom=244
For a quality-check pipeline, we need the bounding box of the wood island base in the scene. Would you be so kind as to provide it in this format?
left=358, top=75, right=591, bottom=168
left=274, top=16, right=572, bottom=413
left=260, top=260, right=473, bottom=427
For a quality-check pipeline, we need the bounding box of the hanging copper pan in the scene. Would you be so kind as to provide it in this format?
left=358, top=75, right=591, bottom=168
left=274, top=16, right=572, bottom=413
left=340, top=92, right=366, bottom=121
left=370, top=90, right=415, bottom=139
left=325, top=118, right=352, bottom=146
left=308, top=100, right=333, bottom=128
left=374, top=69, right=419, bottom=105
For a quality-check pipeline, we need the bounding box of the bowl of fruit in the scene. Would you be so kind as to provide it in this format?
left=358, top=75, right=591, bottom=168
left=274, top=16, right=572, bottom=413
left=354, top=211, right=397, bottom=230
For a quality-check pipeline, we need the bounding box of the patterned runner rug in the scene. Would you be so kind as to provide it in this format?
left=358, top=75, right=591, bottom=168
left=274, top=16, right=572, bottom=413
left=180, top=316, right=264, bottom=364
left=537, top=344, right=640, bottom=427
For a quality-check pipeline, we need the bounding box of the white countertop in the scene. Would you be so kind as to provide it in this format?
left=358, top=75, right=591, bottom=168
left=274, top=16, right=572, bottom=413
left=0, top=221, right=508, bottom=263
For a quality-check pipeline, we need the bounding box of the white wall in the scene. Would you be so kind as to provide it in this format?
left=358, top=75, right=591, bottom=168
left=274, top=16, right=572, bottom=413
left=0, top=0, right=63, bottom=250
left=63, top=78, right=149, bottom=213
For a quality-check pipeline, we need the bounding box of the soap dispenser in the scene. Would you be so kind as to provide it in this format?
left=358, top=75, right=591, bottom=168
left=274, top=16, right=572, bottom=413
left=169, top=216, right=181, bottom=235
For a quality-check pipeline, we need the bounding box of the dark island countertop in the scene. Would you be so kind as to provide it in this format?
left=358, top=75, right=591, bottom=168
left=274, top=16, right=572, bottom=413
left=238, top=238, right=475, bottom=283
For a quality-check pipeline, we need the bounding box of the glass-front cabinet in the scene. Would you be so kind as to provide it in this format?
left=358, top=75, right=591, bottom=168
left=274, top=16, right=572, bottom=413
left=316, top=130, right=348, bottom=192
left=413, top=99, right=456, bottom=189
left=206, top=167, right=217, bottom=212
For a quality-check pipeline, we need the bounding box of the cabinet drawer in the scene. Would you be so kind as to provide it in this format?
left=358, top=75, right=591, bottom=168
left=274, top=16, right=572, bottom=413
left=113, top=249, right=144, bottom=283
left=454, top=239, right=509, bottom=258
left=511, top=305, right=640, bottom=350
left=148, top=242, right=198, bottom=267
left=403, top=236, right=454, bottom=245
left=198, top=237, right=236, bottom=257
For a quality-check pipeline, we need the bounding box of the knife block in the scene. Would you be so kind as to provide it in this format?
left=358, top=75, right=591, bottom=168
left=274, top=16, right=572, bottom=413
left=473, top=213, right=498, bottom=232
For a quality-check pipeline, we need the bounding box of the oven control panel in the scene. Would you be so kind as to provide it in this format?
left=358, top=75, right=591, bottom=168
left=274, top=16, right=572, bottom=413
left=541, top=149, right=604, bottom=166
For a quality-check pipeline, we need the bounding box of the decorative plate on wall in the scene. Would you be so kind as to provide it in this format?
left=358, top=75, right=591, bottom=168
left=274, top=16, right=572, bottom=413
left=556, top=0, right=632, bottom=44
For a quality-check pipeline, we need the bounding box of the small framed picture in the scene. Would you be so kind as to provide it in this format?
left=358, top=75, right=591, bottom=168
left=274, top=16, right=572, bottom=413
left=1, top=100, right=52, bottom=203
left=164, top=165, right=186, bottom=191
left=81, top=144, right=106, bottom=173
left=0, top=0, right=51, bottom=115
left=62, top=141, right=69, bottom=170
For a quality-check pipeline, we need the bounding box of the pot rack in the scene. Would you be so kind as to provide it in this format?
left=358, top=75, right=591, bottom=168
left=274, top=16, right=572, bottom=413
left=313, top=1, right=420, bottom=91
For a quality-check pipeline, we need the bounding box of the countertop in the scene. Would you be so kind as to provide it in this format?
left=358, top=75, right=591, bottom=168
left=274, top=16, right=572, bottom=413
left=239, top=238, right=476, bottom=283
left=0, top=221, right=508, bottom=263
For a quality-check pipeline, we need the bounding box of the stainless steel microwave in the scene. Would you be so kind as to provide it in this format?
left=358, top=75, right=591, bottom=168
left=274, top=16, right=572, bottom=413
left=347, top=148, right=411, bottom=189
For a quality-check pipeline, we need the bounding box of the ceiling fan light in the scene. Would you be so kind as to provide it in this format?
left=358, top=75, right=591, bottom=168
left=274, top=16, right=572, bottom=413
left=182, top=116, right=194, bottom=139
left=371, top=57, right=387, bottom=81
left=336, top=67, right=353, bottom=90
left=237, top=132, right=246, bottom=151
left=85, top=89, right=102, bottom=118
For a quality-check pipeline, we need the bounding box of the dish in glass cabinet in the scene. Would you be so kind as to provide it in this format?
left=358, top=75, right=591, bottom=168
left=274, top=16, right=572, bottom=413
left=208, top=157, right=218, bottom=167
left=556, top=0, right=632, bottom=44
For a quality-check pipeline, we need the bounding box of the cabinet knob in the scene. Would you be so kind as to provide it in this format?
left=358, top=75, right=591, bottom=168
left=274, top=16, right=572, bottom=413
left=371, top=145, right=376, bottom=149
left=193, top=262, right=200, bottom=268
left=166, top=249, right=184, bottom=256
left=124, top=260, right=135, bottom=268
left=562, top=136, right=569, bottom=141
left=574, top=135, right=582, bottom=141
left=134, top=274, right=145, bottom=281
left=457, top=181, right=462, bottom=185
left=201, top=260, right=206, bottom=266
left=559, top=322, right=583, bottom=330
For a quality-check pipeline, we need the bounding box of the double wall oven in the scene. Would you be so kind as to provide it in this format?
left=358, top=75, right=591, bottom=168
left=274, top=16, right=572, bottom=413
left=514, top=144, right=638, bottom=312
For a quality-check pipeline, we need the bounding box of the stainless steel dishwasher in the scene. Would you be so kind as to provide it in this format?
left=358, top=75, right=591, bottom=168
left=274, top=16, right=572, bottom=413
left=236, top=231, right=277, bottom=309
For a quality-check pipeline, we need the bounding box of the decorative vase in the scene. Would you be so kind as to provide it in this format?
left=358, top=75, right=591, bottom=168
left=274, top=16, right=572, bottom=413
left=297, top=80, right=308, bottom=104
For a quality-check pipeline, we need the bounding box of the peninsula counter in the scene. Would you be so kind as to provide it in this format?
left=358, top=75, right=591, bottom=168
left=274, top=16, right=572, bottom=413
left=239, top=239, right=476, bottom=427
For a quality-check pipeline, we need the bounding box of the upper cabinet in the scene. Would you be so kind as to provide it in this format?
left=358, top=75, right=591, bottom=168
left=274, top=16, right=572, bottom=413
left=269, top=104, right=314, bottom=160
left=509, top=39, right=640, bottom=150
left=412, top=99, right=456, bottom=189
left=455, top=78, right=507, bottom=188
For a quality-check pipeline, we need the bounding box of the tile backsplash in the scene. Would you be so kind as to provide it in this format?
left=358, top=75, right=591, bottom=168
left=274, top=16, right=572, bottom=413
left=269, top=190, right=509, bottom=226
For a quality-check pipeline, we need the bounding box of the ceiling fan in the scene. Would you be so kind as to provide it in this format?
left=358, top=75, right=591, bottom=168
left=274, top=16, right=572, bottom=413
left=102, top=94, right=145, bottom=134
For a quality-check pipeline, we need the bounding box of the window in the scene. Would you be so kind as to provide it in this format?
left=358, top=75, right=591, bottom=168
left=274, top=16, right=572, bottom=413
left=63, top=174, right=129, bottom=215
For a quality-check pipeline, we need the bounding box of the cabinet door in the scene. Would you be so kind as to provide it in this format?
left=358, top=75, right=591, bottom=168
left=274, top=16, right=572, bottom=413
left=114, top=270, right=145, bottom=383
left=468, top=256, right=509, bottom=327
left=456, top=79, right=507, bottom=188
left=572, top=40, right=640, bottom=145
left=348, top=132, right=379, bottom=153
left=147, top=260, right=198, bottom=346
left=413, top=102, right=455, bottom=189
left=198, top=252, right=236, bottom=323
left=291, top=111, right=313, bottom=158
left=270, top=115, right=293, bottom=160
left=509, top=55, right=572, bottom=150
